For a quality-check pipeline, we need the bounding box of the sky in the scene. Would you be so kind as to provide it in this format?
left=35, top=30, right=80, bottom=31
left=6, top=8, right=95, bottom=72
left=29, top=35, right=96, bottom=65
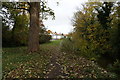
left=43, top=0, right=88, bottom=34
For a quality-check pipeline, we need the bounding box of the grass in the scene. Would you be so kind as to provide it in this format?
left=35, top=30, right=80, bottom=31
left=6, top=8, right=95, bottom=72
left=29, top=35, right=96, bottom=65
left=2, top=40, right=62, bottom=78
left=41, top=40, right=61, bottom=46
left=2, top=39, right=117, bottom=78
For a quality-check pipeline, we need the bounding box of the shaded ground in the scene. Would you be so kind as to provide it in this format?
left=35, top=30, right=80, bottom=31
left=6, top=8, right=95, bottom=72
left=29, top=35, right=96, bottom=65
left=2, top=40, right=116, bottom=79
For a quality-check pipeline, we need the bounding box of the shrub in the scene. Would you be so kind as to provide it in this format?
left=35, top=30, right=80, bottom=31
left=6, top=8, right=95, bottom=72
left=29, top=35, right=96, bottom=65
left=108, top=59, right=120, bottom=78
left=39, top=34, right=52, bottom=44
left=60, top=38, right=75, bottom=53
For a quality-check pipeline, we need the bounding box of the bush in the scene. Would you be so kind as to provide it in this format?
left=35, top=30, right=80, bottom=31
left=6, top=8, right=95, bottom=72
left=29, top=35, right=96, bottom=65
left=60, top=38, right=99, bottom=60
left=39, top=34, right=52, bottom=44
left=60, top=38, right=75, bottom=53
left=108, top=59, right=120, bottom=78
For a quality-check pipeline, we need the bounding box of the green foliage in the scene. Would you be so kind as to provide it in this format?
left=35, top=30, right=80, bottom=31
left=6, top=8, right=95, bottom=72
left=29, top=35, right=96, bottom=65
left=40, top=1, right=55, bottom=20
left=39, top=27, right=52, bottom=44
left=1, top=2, right=54, bottom=47
left=39, top=35, right=51, bottom=44
left=60, top=38, right=75, bottom=53
left=13, top=14, right=29, bottom=46
left=2, top=13, right=29, bottom=47
left=71, top=2, right=120, bottom=60
left=1, top=2, right=29, bottom=47
left=96, top=2, right=113, bottom=29
left=72, top=2, right=102, bottom=59
left=108, top=59, right=120, bottom=78
left=2, top=2, right=53, bottom=47
left=109, top=2, right=120, bottom=60
left=71, top=1, right=120, bottom=77
left=2, top=24, right=12, bottom=46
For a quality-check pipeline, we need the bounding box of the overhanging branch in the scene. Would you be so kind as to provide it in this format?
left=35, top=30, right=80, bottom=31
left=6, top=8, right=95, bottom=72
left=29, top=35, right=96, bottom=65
left=15, top=8, right=30, bottom=12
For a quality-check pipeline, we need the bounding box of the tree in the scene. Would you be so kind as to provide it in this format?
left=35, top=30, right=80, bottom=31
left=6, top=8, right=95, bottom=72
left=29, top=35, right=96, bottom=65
left=72, top=2, right=101, bottom=58
left=13, top=14, right=29, bottom=46
left=72, top=2, right=116, bottom=59
left=1, top=2, right=29, bottom=46
left=95, top=2, right=114, bottom=56
left=28, top=1, right=54, bottom=52
left=95, top=2, right=113, bottom=29
left=110, top=2, right=120, bottom=60
left=1, top=1, right=54, bottom=52
left=28, top=2, right=40, bottom=52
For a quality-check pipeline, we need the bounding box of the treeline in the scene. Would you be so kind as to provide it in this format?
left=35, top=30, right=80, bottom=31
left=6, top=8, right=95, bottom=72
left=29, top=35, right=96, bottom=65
left=61, top=2, right=120, bottom=77
left=1, top=2, right=52, bottom=47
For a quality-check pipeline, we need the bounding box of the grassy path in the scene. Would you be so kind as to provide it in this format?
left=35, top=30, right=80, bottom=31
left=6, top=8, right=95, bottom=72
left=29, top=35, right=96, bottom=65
left=44, top=44, right=63, bottom=78
left=2, top=40, right=116, bottom=78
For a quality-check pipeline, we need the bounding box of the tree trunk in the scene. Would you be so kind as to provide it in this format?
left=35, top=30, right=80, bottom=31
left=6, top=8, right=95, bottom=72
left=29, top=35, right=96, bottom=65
left=28, top=2, right=40, bottom=53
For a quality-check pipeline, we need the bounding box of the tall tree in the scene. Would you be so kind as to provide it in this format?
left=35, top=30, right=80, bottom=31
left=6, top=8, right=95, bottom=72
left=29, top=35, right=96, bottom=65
left=110, top=2, right=120, bottom=59
left=95, top=2, right=113, bottom=29
left=1, top=1, right=54, bottom=52
left=72, top=2, right=115, bottom=59
left=28, top=2, right=40, bottom=52
left=72, top=2, right=101, bottom=58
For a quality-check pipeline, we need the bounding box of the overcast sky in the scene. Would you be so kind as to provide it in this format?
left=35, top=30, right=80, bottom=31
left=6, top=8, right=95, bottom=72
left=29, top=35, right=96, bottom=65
left=43, top=0, right=88, bottom=34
